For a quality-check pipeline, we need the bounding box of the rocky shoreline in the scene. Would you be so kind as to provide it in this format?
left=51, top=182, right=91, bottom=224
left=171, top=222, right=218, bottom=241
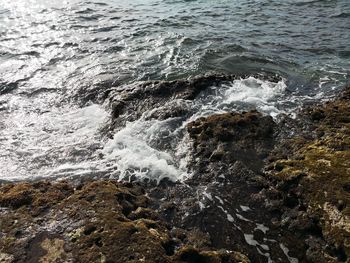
left=0, top=75, right=349, bottom=262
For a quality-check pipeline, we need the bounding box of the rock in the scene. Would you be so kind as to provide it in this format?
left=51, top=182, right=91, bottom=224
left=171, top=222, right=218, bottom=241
left=266, top=85, right=350, bottom=261
left=0, top=180, right=247, bottom=263
left=187, top=110, right=275, bottom=178
left=0, top=253, right=14, bottom=263
left=104, top=73, right=313, bottom=262
left=175, top=247, right=250, bottom=263
left=107, top=73, right=280, bottom=130
left=1, top=75, right=349, bottom=262
left=148, top=82, right=350, bottom=262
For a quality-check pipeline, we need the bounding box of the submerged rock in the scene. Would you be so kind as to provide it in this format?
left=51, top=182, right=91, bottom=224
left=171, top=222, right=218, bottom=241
left=107, top=73, right=281, bottom=130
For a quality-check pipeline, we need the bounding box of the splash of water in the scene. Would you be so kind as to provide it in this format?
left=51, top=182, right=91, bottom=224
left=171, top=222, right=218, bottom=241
left=102, top=76, right=287, bottom=182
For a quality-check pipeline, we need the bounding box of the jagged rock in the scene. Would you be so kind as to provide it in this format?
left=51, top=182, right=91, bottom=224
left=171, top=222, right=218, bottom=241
left=107, top=73, right=280, bottom=130
left=265, top=85, right=350, bottom=262
left=0, top=180, right=247, bottom=263
left=1, top=73, right=349, bottom=263
left=187, top=110, right=275, bottom=174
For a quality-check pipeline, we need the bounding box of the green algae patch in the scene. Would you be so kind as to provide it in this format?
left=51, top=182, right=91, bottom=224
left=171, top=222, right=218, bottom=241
left=268, top=86, right=350, bottom=260
left=187, top=110, right=274, bottom=146
left=273, top=136, right=350, bottom=258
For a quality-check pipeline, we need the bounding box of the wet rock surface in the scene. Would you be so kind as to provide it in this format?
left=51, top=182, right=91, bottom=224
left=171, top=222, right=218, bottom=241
left=147, top=110, right=302, bottom=263
left=1, top=75, right=349, bottom=262
left=169, top=84, right=349, bottom=263
left=107, top=73, right=281, bottom=131
left=263, top=85, right=350, bottom=262
left=0, top=180, right=248, bottom=263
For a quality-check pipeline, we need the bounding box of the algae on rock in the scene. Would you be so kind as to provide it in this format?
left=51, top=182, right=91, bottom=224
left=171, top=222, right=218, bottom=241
left=0, top=180, right=249, bottom=263
left=267, top=86, right=350, bottom=261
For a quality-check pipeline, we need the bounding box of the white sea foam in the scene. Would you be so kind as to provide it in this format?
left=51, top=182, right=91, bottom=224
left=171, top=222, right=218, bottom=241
left=0, top=77, right=289, bottom=181
left=0, top=98, right=109, bottom=180
left=237, top=213, right=252, bottom=222
left=240, top=205, right=251, bottom=212
left=280, top=243, right=299, bottom=263
left=102, top=116, right=188, bottom=182
left=215, top=196, right=224, bottom=205
left=101, top=76, right=288, bottom=182
left=190, top=76, right=287, bottom=120
left=255, top=223, right=269, bottom=234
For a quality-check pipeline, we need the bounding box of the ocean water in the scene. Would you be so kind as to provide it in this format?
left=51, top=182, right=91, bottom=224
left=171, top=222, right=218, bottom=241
left=0, top=0, right=349, bottom=181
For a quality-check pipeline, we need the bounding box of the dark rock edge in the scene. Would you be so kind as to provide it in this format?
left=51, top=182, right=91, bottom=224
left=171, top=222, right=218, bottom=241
left=0, top=75, right=349, bottom=263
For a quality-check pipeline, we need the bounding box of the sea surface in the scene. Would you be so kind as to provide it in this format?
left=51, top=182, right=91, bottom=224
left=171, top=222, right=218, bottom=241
left=0, top=0, right=349, bottom=181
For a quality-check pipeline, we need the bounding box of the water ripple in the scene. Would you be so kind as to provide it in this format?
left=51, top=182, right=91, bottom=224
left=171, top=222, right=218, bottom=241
left=0, top=0, right=349, bottom=179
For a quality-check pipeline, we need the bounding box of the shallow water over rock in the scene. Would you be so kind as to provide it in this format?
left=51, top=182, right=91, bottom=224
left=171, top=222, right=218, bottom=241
left=0, top=0, right=349, bottom=180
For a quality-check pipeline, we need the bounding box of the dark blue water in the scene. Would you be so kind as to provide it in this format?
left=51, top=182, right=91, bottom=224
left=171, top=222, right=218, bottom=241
left=0, top=0, right=349, bottom=180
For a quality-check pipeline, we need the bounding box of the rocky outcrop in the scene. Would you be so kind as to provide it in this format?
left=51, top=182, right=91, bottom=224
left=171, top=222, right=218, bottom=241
left=148, top=110, right=304, bottom=263
left=1, top=74, right=348, bottom=263
left=262, top=85, right=350, bottom=262
left=0, top=180, right=249, bottom=263
left=141, top=80, right=350, bottom=262
left=107, top=73, right=281, bottom=130
left=187, top=110, right=275, bottom=175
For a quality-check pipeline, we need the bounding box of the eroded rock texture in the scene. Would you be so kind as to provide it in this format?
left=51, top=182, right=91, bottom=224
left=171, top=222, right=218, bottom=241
left=0, top=74, right=348, bottom=263
left=0, top=180, right=248, bottom=263
left=263, top=85, right=350, bottom=262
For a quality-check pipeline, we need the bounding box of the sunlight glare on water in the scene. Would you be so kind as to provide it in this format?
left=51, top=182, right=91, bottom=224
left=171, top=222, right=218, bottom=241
left=0, top=0, right=349, bottom=180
